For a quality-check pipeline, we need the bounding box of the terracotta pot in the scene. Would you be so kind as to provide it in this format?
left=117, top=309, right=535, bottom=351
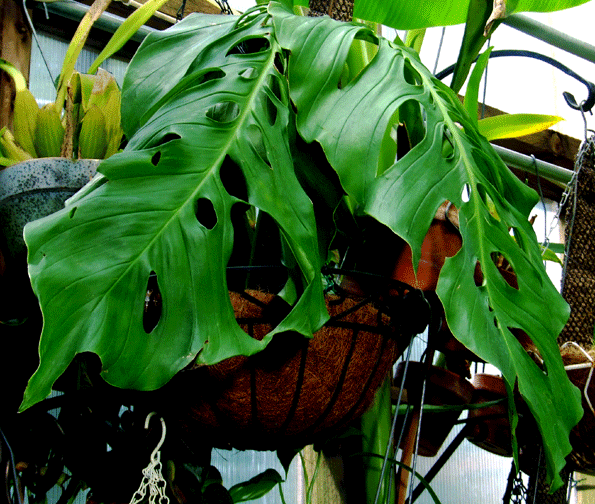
left=163, top=289, right=407, bottom=450
left=391, top=218, right=462, bottom=291
left=466, top=374, right=512, bottom=457
left=394, top=362, right=474, bottom=457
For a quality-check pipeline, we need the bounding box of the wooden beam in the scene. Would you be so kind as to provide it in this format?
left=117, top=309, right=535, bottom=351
left=0, top=0, right=32, bottom=130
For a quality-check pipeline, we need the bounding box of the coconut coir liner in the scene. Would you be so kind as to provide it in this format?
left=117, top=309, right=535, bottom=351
left=167, top=290, right=404, bottom=450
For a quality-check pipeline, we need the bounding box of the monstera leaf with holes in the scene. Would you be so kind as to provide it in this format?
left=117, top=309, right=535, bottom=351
left=21, top=2, right=580, bottom=489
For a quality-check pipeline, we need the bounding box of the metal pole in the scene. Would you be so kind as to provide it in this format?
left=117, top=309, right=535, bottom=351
left=503, top=13, right=595, bottom=65
left=40, top=0, right=158, bottom=43
left=492, top=144, right=573, bottom=186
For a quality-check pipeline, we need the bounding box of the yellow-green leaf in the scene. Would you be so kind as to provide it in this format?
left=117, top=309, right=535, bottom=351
left=34, top=104, right=65, bottom=157
left=0, top=58, right=27, bottom=91
left=88, top=0, right=171, bottom=75
left=13, top=88, right=40, bottom=157
left=79, top=105, right=108, bottom=159
left=55, top=0, right=113, bottom=114
left=478, top=113, right=563, bottom=141
left=541, top=246, right=563, bottom=265
left=0, top=127, right=33, bottom=164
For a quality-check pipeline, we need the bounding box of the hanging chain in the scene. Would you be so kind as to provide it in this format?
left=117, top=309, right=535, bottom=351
left=540, top=107, right=594, bottom=257
left=130, top=414, right=170, bottom=504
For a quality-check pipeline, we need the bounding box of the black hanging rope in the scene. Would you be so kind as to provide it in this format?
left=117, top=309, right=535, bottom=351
left=176, top=0, right=187, bottom=21
left=214, top=0, right=233, bottom=15
left=436, top=49, right=595, bottom=114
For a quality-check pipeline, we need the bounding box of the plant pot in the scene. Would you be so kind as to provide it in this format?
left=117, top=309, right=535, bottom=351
left=391, top=218, right=462, bottom=292
left=466, top=374, right=512, bottom=457
left=162, top=289, right=408, bottom=451
left=0, top=158, right=98, bottom=414
left=394, top=362, right=474, bottom=457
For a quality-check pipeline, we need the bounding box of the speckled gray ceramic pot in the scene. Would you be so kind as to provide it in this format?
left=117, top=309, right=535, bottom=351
left=0, top=158, right=99, bottom=260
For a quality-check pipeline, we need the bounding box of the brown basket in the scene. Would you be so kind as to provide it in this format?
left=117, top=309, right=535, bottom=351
left=164, top=289, right=408, bottom=450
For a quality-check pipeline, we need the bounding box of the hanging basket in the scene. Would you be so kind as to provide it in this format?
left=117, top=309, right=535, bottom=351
left=163, top=282, right=419, bottom=451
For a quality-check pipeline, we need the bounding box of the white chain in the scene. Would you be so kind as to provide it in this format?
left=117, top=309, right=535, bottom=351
left=130, top=415, right=170, bottom=504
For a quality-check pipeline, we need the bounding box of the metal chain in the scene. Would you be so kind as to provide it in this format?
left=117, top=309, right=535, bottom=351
left=130, top=415, right=169, bottom=504
left=541, top=107, right=593, bottom=257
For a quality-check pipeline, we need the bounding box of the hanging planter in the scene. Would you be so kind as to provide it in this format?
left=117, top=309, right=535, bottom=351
left=394, top=361, right=475, bottom=457
left=466, top=373, right=512, bottom=457
left=161, top=280, right=423, bottom=451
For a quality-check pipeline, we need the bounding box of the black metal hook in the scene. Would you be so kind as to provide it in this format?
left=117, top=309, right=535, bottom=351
left=436, top=49, right=595, bottom=114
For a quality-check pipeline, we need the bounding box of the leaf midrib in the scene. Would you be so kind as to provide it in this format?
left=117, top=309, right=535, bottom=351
left=98, top=33, right=279, bottom=310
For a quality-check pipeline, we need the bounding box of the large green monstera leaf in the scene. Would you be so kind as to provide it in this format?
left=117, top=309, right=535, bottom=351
left=21, top=8, right=329, bottom=409
left=270, top=4, right=580, bottom=487
left=22, top=2, right=580, bottom=488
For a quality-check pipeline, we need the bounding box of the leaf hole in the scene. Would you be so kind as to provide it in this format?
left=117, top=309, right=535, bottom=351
left=151, top=151, right=161, bottom=166
left=264, top=94, right=277, bottom=127
left=473, top=261, right=484, bottom=287
left=69, top=207, right=77, bottom=219
left=274, top=51, right=285, bottom=74
left=246, top=124, right=271, bottom=167
left=143, top=271, right=162, bottom=334
left=461, top=184, right=471, bottom=203
left=239, top=67, right=259, bottom=80
left=220, top=156, right=248, bottom=201
left=442, top=129, right=455, bottom=159
left=206, top=101, right=240, bottom=123
left=403, top=60, right=422, bottom=86
left=196, top=198, right=217, bottom=229
left=399, top=101, right=427, bottom=152
left=267, top=73, right=283, bottom=103
left=200, top=69, right=225, bottom=83
left=476, top=183, right=500, bottom=221
left=337, top=32, right=378, bottom=89
left=153, top=133, right=181, bottom=148
left=227, top=37, right=270, bottom=56
left=490, top=252, right=518, bottom=289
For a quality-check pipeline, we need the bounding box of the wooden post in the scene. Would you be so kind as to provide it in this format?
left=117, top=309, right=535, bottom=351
left=0, top=0, right=32, bottom=130
left=302, top=445, right=347, bottom=504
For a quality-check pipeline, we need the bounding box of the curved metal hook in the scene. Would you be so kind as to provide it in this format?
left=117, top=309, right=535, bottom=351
left=144, top=412, right=166, bottom=457
left=436, top=49, right=595, bottom=114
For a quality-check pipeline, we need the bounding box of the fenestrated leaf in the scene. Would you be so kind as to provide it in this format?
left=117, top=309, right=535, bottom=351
left=270, top=3, right=581, bottom=490
left=21, top=7, right=327, bottom=410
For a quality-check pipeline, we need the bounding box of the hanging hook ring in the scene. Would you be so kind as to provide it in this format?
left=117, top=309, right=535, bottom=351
left=144, top=412, right=166, bottom=457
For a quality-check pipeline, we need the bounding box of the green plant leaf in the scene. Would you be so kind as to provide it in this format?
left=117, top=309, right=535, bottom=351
left=463, top=47, right=493, bottom=129
left=270, top=3, right=581, bottom=490
left=544, top=242, right=565, bottom=254
left=87, top=0, right=171, bottom=75
left=541, top=246, right=563, bottom=264
left=228, top=469, right=283, bottom=503
left=478, top=113, right=564, bottom=141
left=0, top=58, right=27, bottom=91
left=343, top=0, right=592, bottom=30
left=450, top=0, right=496, bottom=94
left=55, top=0, right=112, bottom=113
left=21, top=7, right=328, bottom=410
